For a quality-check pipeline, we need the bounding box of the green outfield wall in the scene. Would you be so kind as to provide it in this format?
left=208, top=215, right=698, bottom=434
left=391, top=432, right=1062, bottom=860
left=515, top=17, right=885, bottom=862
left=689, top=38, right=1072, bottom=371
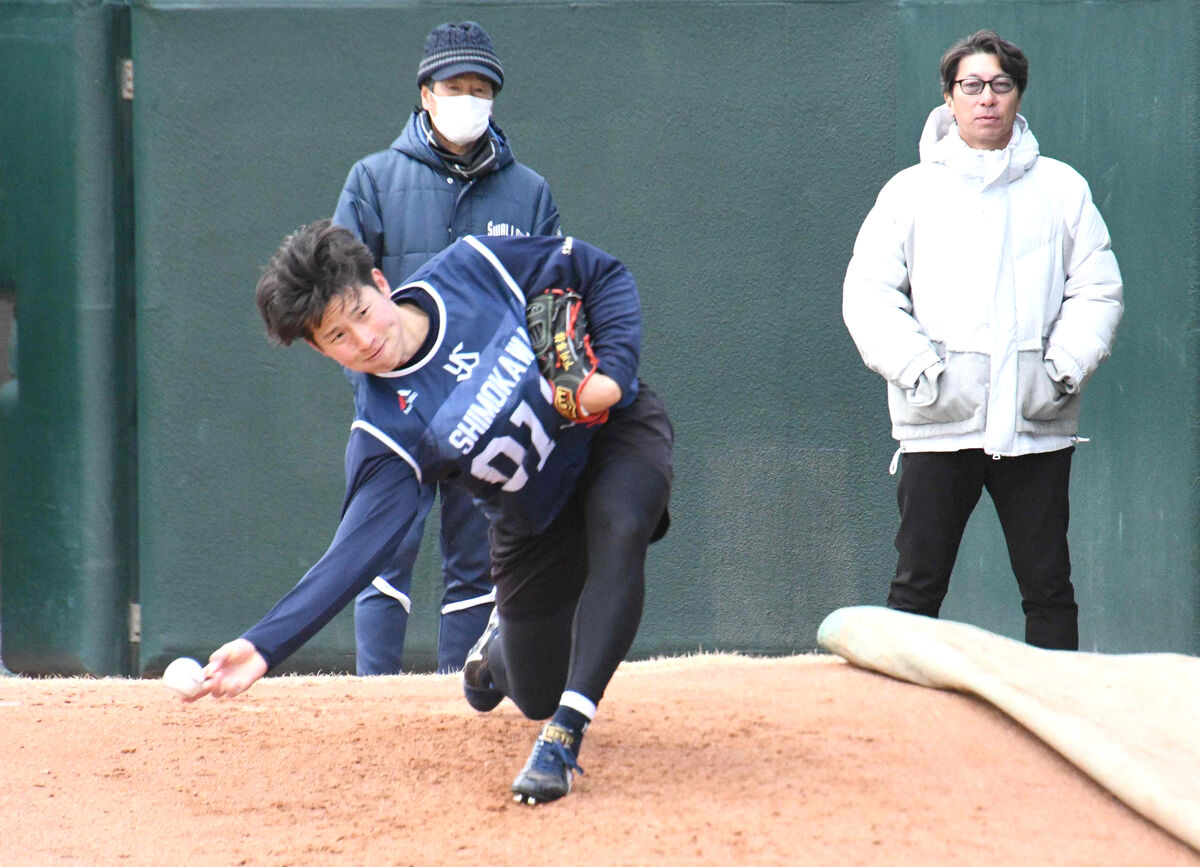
left=1, top=0, right=1196, bottom=675
left=0, top=0, right=136, bottom=675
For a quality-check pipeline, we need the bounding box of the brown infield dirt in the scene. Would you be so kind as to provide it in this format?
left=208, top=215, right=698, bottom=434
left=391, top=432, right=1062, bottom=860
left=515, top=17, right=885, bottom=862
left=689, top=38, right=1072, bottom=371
left=2, top=654, right=1197, bottom=866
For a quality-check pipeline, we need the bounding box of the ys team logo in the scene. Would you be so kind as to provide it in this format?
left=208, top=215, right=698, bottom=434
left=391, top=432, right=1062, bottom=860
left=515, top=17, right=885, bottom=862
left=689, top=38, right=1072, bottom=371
left=443, top=342, right=481, bottom=381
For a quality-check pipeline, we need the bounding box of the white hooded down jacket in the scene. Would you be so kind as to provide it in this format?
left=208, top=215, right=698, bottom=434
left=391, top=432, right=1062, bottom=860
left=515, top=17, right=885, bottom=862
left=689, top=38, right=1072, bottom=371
left=843, top=106, right=1123, bottom=457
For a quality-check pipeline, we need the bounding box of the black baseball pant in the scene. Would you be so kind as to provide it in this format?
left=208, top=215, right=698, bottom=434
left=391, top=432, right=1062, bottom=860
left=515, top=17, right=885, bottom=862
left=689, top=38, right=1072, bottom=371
left=485, top=385, right=673, bottom=719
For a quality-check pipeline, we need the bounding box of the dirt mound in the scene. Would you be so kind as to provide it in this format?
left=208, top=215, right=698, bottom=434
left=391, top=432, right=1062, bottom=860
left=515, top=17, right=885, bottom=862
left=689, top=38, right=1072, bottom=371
left=2, top=655, right=1195, bottom=865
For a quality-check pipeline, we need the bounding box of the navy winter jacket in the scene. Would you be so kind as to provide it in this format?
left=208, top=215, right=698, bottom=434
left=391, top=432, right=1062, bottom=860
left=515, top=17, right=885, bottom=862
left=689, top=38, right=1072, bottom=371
left=333, top=110, right=561, bottom=286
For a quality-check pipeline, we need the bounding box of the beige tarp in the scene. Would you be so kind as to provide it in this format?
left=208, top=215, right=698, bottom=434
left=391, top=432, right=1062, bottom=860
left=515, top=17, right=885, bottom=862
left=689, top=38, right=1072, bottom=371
left=818, top=605, right=1200, bottom=853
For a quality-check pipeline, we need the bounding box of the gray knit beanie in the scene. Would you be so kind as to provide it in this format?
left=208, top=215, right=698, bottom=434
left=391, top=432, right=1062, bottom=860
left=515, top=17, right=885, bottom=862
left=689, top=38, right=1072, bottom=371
left=418, top=21, right=504, bottom=92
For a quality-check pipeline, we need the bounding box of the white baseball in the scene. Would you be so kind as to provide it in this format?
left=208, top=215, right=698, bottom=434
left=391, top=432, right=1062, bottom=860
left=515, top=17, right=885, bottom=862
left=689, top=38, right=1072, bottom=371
left=162, top=657, right=205, bottom=699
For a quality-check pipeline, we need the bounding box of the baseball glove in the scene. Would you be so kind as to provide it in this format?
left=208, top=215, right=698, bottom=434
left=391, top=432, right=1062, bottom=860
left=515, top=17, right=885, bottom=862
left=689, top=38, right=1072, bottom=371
left=525, top=288, right=608, bottom=423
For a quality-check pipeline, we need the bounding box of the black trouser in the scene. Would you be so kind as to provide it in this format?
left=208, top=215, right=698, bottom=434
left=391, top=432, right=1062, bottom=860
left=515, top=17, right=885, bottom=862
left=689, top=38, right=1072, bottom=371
left=889, top=447, right=1078, bottom=650
left=486, top=386, right=673, bottom=719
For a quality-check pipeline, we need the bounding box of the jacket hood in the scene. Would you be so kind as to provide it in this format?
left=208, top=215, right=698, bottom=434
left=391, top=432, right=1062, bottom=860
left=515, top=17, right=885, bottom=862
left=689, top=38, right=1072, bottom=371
left=918, top=104, right=1038, bottom=187
left=392, top=109, right=515, bottom=175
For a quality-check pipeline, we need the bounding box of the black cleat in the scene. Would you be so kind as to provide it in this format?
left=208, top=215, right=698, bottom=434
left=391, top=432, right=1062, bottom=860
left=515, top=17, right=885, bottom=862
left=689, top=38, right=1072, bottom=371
left=511, top=722, right=584, bottom=805
left=462, top=606, right=504, bottom=712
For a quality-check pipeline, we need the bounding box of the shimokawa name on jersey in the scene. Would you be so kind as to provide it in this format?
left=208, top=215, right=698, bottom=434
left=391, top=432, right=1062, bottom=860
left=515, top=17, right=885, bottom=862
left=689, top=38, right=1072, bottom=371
left=351, top=233, right=641, bottom=537
left=243, top=234, right=642, bottom=666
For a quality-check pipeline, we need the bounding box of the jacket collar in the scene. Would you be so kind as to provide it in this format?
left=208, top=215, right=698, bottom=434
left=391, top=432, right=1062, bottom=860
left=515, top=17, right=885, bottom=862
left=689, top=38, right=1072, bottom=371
left=393, top=110, right=514, bottom=179
left=918, top=104, right=1039, bottom=188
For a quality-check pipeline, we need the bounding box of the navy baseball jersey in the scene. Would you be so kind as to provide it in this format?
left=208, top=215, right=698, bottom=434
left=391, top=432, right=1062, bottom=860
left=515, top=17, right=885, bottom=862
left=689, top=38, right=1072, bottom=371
left=242, top=234, right=643, bottom=666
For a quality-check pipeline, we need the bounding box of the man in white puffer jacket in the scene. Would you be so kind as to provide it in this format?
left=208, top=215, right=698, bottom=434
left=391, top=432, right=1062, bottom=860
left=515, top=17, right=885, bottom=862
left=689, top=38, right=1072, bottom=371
left=843, top=30, right=1123, bottom=650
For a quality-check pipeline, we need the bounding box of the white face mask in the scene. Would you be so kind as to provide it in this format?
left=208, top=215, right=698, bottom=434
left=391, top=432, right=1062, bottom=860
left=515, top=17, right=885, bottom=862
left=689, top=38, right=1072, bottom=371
left=429, top=94, right=493, bottom=146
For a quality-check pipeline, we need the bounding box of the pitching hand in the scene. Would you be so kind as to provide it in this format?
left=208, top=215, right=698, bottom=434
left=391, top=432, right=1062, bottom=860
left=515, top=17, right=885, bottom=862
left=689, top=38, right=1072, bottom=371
left=188, top=638, right=268, bottom=702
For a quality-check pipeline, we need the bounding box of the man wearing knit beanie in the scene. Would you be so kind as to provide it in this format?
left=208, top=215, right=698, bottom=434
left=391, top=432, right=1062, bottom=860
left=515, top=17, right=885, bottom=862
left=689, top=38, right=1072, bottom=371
left=333, top=21, right=561, bottom=677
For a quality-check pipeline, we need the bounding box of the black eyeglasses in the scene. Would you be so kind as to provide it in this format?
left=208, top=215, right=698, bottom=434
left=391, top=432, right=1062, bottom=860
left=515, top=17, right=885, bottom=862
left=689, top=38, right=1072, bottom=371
left=954, top=76, right=1016, bottom=95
